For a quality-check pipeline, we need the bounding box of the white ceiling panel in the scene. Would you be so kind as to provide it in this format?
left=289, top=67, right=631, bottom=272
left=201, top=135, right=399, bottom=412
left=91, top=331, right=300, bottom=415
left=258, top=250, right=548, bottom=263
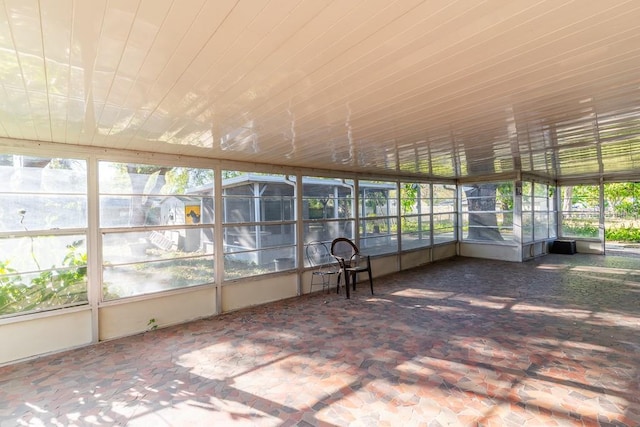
left=1, top=0, right=640, bottom=181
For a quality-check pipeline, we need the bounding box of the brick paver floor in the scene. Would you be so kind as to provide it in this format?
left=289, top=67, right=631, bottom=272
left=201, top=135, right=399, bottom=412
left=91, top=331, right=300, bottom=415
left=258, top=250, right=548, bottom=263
left=1, top=253, right=639, bottom=426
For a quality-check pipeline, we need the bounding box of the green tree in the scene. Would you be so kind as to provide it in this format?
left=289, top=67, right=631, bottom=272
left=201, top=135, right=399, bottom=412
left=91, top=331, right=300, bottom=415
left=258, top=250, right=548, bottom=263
left=363, top=188, right=388, bottom=216
left=604, top=182, right=639, bottom=216
left=570, top=185, right=599, bottom=209
left=123, top=164, right=171, bottom=226
left=400, top=183, right=418, bottom=215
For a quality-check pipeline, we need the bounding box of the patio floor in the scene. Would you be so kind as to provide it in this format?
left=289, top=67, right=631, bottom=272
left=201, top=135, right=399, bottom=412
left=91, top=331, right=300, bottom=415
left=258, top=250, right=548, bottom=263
left=1, top=253, right=639, bottom=426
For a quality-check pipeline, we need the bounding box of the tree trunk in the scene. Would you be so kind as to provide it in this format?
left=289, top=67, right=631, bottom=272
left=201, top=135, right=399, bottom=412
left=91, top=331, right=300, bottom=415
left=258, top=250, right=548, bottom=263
left=127, top=166, right=170, bottom=226
left=562, top=187, right=572, bottom=212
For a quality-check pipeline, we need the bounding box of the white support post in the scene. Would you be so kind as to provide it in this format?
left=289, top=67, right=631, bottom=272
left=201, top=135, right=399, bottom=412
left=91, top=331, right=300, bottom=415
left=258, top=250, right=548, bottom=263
left=86, top=155, right=100, bottom=343
left=214, top=169, right=224, bottom=314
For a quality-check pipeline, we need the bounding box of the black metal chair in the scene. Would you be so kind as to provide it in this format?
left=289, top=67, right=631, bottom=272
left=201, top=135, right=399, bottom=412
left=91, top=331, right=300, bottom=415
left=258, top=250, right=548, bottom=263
left=330, top=237, right=373, bottom=299
left=306, top=241, right=342, bottom=294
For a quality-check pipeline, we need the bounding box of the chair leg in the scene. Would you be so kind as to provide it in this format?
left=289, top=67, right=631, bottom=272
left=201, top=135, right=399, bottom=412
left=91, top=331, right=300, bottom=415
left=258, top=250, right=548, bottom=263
left=368, top=270, right=374, bottom=295
left=345, top=272, right=351, bottom=299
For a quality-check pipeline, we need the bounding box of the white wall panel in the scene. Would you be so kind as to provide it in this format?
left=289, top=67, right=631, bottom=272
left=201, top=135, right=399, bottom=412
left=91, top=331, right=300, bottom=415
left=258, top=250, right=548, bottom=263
left=222, top=274, right=297, bottom=313
left=0, top=309, right=92, bottom=365
left=459, top=242, right=521, bottom=262
left=99, top=287, right=216, bottom=341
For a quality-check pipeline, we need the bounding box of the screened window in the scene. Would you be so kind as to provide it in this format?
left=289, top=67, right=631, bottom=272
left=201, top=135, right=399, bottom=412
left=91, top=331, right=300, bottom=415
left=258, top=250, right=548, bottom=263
left=0, top=155, right=88, bottom=317
left=400, top=183, right=431, bottom=250
left=523, top=181, right=556, bottom=242
left=560, top=184, right=599, bottom=239
left=533, top=183, right=550, bottom=239
left=603, top=182, right=640, bottom=241
left=432, top=184, right=456, bottom=244
left=462, top=182, right=513, bottom=241
left=302, top=177, right=354, bottom=266
left=99, top=162, right=214, bottom=300
left=549, top=185, right=558, bottom=239
left=222, top=172, right=296, bottom=279
left=358, top=180, right=398, bottom=255
left=522, top=181, right=533, bottom=243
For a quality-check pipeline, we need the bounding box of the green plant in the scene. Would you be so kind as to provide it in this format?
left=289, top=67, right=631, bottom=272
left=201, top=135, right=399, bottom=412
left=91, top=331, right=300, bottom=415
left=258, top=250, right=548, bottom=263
left=0, top=260, right=23, bottom=314
left=147, top=318, right=158, bottom=331
left=400, top=183, right=418, bottom=214
left=562, top=222, right=599, bottom=238
left=606, top=225, right=640, bottom=242
left=0, top=244, right=87, bottom=316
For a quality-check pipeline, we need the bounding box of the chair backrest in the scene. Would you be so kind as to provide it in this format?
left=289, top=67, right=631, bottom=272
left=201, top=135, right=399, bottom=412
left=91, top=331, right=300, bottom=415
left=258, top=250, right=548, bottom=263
left=330, top=237, right=359, bottom=263
left=306, top=241, right=333, bottom=267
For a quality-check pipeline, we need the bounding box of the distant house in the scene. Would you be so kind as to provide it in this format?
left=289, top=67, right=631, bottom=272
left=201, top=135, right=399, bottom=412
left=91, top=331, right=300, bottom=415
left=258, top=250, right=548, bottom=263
left=157, top=196, right=211, bottom=252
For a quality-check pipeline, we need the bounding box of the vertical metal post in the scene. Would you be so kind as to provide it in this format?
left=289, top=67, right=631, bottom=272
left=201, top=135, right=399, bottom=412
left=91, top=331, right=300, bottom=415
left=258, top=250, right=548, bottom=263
left=295, top=174, right=303, bottom=295
left=599, top=177, right=605, bottom=254
left=86, top=156, right=100, bottom=343
left=214, top=169, right=224, bottom=314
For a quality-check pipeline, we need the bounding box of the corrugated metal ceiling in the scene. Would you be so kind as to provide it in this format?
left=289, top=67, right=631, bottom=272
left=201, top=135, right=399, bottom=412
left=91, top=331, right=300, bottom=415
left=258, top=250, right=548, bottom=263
left=0, top=0, right=639, bottom=181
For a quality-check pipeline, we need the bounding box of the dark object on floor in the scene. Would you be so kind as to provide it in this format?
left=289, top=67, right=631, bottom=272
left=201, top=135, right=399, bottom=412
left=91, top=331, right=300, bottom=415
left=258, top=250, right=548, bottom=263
left=551, top=239, right=577, bottom=254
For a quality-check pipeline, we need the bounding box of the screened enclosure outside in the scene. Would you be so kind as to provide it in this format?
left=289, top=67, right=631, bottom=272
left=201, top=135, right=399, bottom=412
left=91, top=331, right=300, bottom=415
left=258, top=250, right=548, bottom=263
left=222, top=172, right=296, bottom=279
left=461, top=182, right=514, bottom=241
left=560, top=184, right=600, bottom=239
left=432, top=184, right=457, bottom=243
left=400, top=183, right=431, bottom=250
left=99, top=162, right=214, bottom=300
left=0, top=155, right=88, bottom=317
left=4, top=154, right=593, bottom=320
left=302, top=177, right=354, bottom=266
left=358, top=180, right=398, bottom=256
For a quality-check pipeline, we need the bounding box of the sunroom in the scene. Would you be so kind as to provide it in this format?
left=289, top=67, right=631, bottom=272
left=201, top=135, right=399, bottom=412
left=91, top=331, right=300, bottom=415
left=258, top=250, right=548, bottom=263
left=0, top=0, right=639, bottom=374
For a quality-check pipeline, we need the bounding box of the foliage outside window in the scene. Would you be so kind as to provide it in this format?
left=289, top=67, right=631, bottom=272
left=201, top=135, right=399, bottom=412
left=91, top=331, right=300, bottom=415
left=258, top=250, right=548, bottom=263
left=302, top=177, right=354, bottom=266
left=560, top=184, right=599, bottom=239
left=0, top=155, right=88, bottom=317
left=461, top=181, right=513, bottom=241
left=432, top=184, right=456, bottom=244
left=358, top=180, right=398, bottom=256
left=603, top=182, right=640, bottom=242
left=99, top=162, right=214, bottom=300
left=561, top=182, right=640, bottom=242
left=222, top=172, right=296, bottom=279
left=400, top=183, right=431, bottom=250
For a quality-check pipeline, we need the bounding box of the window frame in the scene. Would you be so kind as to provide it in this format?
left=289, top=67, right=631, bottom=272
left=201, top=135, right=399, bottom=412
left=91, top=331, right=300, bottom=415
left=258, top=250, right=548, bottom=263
left=0, top=155, right=89, bottom=318
left=98, top=161, right=215, bottom=301
left=221, top=172, right=297, bottom=279
left=399, top=182, right=432, bottom=250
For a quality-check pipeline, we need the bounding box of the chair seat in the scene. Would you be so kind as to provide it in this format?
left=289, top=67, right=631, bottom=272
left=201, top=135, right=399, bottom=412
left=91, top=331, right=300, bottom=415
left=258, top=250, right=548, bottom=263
left=330, top=237, right=373, bottom=299
left=313, top=269, right=340, bottom=277
left=307, top=241, right=342, bottom=294
left=344, top=264, right=368, bottom=272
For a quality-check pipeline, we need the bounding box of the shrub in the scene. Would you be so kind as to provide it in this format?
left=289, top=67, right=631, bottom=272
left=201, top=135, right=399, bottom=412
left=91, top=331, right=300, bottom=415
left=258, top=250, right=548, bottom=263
left=605, top=226, right=640, bottom=243
left=0, top=245, right=87, bottom=316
